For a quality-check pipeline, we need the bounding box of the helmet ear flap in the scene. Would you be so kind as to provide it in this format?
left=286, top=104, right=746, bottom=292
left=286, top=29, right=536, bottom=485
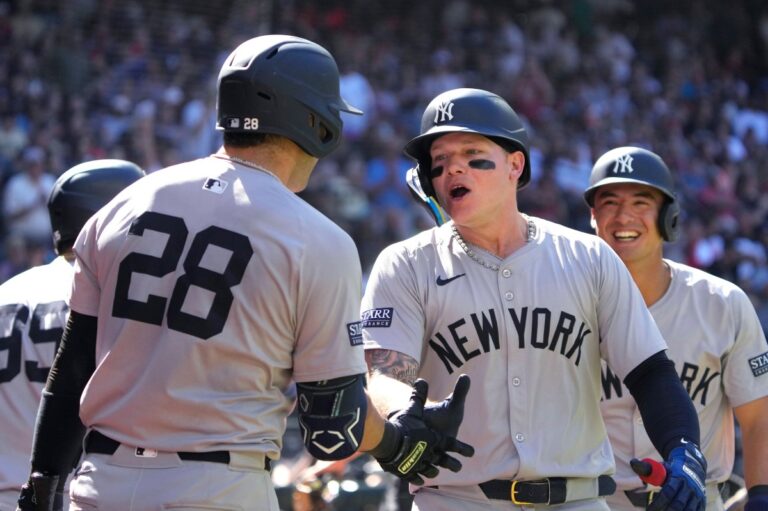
left=406, top=165, right=447, bottom=226
left=658, top=198, right=680, bottom=242
left=416, top=159, right=437, bottom=200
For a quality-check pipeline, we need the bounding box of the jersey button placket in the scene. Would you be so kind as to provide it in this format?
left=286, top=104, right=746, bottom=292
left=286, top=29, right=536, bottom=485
left=501, top=265, right=526, bottom=466
left=502, top=267, right=514, bottom=301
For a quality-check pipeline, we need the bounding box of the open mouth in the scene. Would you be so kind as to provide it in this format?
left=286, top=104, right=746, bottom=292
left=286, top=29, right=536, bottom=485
left=450, top=185, right=470, bottom=199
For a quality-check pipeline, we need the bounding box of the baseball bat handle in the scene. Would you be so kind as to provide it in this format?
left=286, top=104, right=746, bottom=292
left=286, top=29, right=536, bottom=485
left=630, top=458, right=667, bottom=487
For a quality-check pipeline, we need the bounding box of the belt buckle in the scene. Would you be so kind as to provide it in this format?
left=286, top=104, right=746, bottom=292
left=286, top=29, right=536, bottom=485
left=511, top=479, right=549, bottom=506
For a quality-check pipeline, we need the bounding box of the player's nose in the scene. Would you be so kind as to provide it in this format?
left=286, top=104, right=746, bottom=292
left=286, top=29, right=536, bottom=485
left=614, top=202, right=634, bottom=222
left=444, top=156, right=468, bottom=176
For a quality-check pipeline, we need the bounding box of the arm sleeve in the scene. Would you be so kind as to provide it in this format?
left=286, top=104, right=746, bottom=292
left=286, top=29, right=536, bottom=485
left=624, top=350, right=700, bottom=458
left=30, top=311, right=97, bottom=475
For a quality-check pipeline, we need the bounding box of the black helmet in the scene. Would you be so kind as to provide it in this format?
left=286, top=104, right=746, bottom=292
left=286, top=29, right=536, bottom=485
left=404, top=88, right=531, bottom=199
left=48, top=159, right=145, bottom=254
left=584, top=146, right=680, bottom=242
left=216, top=34, right=362, bottom=158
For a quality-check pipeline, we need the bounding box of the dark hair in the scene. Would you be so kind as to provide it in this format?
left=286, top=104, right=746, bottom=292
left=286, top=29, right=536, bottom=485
left=222, top=131, right=272, bottom=148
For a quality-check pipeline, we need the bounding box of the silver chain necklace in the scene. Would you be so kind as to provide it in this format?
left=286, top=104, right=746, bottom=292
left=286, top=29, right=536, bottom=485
left=211, top=154, right=278, bottom=179
left=451, top=216, right=536, bottom=272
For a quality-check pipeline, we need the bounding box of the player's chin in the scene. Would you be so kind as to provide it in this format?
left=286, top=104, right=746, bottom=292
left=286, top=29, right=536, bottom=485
left=607, top=239, right=643, bottom=258
left=442, top=193, right=473, bottom=215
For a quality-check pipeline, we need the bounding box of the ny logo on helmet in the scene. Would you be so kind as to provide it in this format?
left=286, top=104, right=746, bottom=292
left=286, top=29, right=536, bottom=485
left=611, top=154, right=634, bottom=174
left=434, top=101, right=454, bottom=124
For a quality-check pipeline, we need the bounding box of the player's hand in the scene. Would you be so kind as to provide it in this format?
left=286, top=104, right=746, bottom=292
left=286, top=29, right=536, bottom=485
left=631, top=441, right=707, bottom=511
left=422, top=373, right=471, bottom=439
left=16, top=472, right=63, bottom=511
left=374, top=379, right=474, bottom=485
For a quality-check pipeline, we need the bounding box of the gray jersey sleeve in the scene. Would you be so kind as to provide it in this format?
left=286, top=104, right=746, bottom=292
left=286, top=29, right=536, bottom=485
left=292, top=225, right=368, bottom=382
left=720, top=282, right=768, bottom=407
left=361, top=241, right=426, bottom=362
left=595, top=240, right=668, bottom=380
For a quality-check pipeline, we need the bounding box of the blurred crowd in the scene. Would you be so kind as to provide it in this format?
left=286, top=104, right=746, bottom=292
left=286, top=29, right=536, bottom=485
left=3, top=0, right=768, bottom=329
left=2, top=0, right=766, bottom=509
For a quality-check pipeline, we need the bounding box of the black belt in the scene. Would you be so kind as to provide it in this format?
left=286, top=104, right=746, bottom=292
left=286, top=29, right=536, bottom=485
left=479, top=475, right=615, bottom=505
left=624, top=482, right=725, bottom=508
left=85, top=430, right=270, bottom=469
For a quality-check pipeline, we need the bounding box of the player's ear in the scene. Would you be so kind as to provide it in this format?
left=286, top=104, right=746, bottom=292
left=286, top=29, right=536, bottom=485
left=590, top=212, right=597, bottom=231
left=507, top=150, right=525, bottom=181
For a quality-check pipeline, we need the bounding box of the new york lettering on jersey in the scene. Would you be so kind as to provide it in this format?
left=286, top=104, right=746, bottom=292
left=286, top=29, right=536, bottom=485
left=602, top=361, right=721, bottom=407
left=425, top=306, right=591, bottom=374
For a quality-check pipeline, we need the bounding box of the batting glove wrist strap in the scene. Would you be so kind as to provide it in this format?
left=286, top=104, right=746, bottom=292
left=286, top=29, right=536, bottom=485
left=649, top=442, right=707, bottom=511
left=368, top=421, right=401, bottom=460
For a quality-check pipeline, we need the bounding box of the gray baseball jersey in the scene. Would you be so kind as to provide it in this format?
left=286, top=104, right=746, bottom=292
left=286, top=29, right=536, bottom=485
left=69, top=156, right=367, bottom=458
left=601, top=259, right=768, bottom=508
left=362, top=217, right=667, bottom=487
left=0, top=256, right=71, bottom=507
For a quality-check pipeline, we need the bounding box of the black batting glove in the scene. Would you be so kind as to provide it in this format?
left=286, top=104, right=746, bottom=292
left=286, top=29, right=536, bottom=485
left=371, top=377, right=474, bottom=485
left=16, top=472, right=63, bottom=511
left=422, top=373, right=471, bottom=438
left=410, top=375, right=474, bottom=473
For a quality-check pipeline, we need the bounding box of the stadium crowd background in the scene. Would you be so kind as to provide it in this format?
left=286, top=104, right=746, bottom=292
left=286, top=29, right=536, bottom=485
left=1, top=0, right=766, bottom=509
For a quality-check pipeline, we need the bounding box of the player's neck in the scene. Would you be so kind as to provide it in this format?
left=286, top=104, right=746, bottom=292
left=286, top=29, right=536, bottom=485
left=627, top=256, right=671, bottom=307
left=219, top=140, right=313, bottom=192
left=453, top=211, right=530, bottom=258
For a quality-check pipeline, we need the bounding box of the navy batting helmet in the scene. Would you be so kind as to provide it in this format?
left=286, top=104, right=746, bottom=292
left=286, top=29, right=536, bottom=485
left=216, top=35, right=362, bottom=158
left=584, top=146, right=680, bottom=242
left=48, top=159, right=145, bottom=254
left=404, top=88, right=531, bottom=200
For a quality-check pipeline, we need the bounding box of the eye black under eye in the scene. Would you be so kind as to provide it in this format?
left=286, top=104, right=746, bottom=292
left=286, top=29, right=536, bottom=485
left=468, top=159, right=495, bottom=170
left=430, top=165, right=444, bottom=178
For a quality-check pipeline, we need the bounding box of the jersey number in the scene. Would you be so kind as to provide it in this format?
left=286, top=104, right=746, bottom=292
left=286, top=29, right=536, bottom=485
left=112, top=211, right=253, bottom=340
left=0, top=301, right=67, bottom=384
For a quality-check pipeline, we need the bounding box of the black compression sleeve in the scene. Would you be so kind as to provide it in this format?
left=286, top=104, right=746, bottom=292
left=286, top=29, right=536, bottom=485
left=624, top=350, right=700, bottom=458
left=30, top=311, right=97, bottom=475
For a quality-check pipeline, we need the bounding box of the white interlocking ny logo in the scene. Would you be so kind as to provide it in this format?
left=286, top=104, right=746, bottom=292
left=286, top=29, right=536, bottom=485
left=611, top=154, right=634, bottom=174
left=434, top=101, right=455, bottom=123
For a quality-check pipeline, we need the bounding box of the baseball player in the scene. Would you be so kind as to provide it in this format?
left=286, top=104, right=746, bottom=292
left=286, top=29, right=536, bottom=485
left=363, top=88, right=708, bottom=511
left=0, top=159, right=145, bottom=511
left=585, top=146, right=768, bottom=511
left=16, top=35, right=472, bottom=511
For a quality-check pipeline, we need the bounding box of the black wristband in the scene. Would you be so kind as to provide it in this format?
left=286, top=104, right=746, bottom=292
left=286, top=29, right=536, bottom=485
left=368, top=421, right=401, bottom=460
left=748, top=485, right=768, bottom=497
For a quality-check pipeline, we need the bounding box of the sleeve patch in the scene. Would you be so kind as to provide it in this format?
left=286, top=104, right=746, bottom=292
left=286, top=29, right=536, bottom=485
left=748, top=351, right=768, bottom=377
left=361, top=307, right=394, bottom=328
left=347, top=321, right=363, bottom=346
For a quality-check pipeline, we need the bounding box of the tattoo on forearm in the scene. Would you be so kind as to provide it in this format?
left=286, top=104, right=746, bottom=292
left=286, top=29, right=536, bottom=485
left=365, top=349, right=419, bottom=385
